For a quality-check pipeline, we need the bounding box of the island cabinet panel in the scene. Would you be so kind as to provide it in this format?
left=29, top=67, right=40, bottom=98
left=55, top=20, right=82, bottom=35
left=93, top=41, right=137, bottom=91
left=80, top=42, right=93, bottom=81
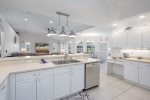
left=16, top=79, right=36, bottom=100
left=37, top=70, right=54, bottom=100
left=15, top=69, right=53, bottom=100
left=10, top=64, right=85, bottom=100
left=70, top=64, right=84, bottom=94
left=54, top=64, right=85, bottom=99
left=0, top=79, right=8, bottom=100
left=54, top=67, right=70, bottom=99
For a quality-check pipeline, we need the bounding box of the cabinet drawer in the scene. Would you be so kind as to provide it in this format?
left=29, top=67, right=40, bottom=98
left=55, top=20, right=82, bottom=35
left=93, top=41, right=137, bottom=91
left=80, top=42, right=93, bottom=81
left=16, top=71, right=37, bottom=82
left=37, top=69, right=53, bottom=78
left=124, top=61, right=138, bottom=66
left=70, top=64, right=84, bottom=71
left=54, top=67, right=69, bottom=74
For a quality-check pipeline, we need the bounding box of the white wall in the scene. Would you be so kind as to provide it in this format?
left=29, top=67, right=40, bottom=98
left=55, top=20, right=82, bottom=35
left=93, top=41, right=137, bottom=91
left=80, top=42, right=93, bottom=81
left=0, top=15, right=19, bottom=57
left=19, top=33, right=75, bottom=54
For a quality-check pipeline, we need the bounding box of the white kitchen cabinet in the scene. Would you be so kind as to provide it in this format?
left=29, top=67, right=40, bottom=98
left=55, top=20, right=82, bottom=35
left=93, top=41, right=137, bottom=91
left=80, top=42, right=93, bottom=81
left=16, top=69, right=54, bottom=100
left=110, top=31, right=127, bottom=48
left=139, top=63, right=150, bottom=87
left=110, top=33, right=119, bottom=48
left=37, top=70, right=53, bottom=100
left=118, top=31, right=127, bottom=48
left=143, top=28, right=150, bottom=48
left=127, top=30, right=142, bottom=48
left=0, top=79, right=8, bottom=100
left=54, top=67, right=70, bottom=99
left=70, top=64, right=84, bottom=94
left=124, top=61, right=139, bottom=83
left=16, top=74, right=36, bottom=100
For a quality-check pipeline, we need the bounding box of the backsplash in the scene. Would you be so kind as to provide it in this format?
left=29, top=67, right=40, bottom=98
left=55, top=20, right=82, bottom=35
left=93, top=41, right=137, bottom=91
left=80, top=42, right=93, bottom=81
left=110, top=49, right=150, bottom=58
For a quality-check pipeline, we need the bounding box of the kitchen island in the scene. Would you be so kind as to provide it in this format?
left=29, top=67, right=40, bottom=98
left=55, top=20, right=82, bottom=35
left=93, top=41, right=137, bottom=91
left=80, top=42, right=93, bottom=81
left=0, top=54, right=99, bottom=100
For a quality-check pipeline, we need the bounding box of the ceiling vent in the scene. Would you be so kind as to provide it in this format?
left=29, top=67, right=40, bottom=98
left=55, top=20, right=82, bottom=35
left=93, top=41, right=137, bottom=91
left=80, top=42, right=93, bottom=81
left=16, top=32, right=20, bottom=35
left=125, top=27, right=132, bottom=30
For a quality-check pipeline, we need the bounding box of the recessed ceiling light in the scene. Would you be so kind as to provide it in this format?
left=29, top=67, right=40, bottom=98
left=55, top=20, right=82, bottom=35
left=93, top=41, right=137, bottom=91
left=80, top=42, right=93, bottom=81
left=49, top=21, right=53, bottom=24
left=24, top=18, right=28, bottom=22
left=138, top=16, right=145, bottom=19
left=113, top=23, right=117, bottom=26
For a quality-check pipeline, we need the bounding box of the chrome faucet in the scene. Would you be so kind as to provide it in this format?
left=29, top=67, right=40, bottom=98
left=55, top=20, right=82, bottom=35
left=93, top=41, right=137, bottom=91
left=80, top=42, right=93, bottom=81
left=64, top=53, right=69, bottom=60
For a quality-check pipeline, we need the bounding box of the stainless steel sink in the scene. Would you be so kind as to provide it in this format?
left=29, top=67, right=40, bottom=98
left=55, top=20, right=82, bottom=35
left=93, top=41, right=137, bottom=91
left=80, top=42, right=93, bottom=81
left=52, top=60, right=81, bottom=65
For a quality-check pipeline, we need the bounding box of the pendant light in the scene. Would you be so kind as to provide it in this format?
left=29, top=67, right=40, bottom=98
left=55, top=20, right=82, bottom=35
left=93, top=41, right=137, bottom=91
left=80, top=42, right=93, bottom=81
left=58, top=26, right=68, bottom=36
left=47, top=28, right=57, bottom=37
left=69, top=30, right=76, bottom=37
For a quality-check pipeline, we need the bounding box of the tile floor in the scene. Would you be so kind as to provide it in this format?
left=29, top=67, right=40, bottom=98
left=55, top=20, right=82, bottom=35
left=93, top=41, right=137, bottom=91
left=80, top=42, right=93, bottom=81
left=86, top=70, right=150, bottom=100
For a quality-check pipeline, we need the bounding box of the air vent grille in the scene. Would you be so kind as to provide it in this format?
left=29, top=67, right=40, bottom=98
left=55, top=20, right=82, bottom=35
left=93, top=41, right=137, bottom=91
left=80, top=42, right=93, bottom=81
left=125, top=27, right=132, bottom=30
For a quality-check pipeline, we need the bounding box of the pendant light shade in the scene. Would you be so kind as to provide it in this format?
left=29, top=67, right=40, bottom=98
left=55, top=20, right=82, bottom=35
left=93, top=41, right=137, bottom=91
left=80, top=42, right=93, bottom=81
left=58, top=26, right=68, bottom=36
left=47, top=28, right=57, bottom=37
left=69, top=30, right=76, bottom=37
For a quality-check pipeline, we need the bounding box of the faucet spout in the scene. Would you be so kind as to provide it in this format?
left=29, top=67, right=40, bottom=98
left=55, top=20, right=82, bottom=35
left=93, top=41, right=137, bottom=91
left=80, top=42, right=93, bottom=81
left=64, top=53, right=69, bottom=60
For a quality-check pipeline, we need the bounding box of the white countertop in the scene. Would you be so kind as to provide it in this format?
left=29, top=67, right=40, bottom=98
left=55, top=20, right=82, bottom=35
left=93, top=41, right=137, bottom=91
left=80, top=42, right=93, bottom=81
left=108, top=57, right=150, bottom=65
left=0, top=54, right=88, bottom=62
left=0, top=58, right=99, bottom=86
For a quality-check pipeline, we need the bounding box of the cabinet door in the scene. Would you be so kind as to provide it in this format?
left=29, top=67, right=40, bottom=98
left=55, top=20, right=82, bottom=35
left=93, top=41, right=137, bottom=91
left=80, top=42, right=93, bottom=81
left=16, top=80, right=36, bottom=100
left=0, top=80, right=8, bottom=100
left=16, top=72, right=36, bottom=100
left=37, top=70, right=53, bottom=100
left=139, top=63, right=150, bottom=87
left=54, top=67, right=70, bottom=99
left=127, top=30, right=142, bottom=48
left=143, top=28, right=150, bottom=48
left=118, top=31, right=127, bottom=48
left=110, top=33, right=118, bottom=48
left=70, top=65, right=84, bottom=94
left=124, top=61, right=139, bottom=83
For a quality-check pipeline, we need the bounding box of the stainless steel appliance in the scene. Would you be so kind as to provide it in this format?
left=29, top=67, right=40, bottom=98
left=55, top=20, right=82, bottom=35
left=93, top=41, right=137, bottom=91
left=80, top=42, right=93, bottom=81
left=85, top=61, right=100, bottom=89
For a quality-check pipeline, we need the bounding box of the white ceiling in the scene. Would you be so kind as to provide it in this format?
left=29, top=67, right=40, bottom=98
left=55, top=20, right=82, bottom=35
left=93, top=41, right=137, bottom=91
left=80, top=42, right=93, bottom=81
left=0, top=9, right=93, bottom=34
left=113, top=12, right=150, bottom=32
left=0, top=0, right=150, bottom=35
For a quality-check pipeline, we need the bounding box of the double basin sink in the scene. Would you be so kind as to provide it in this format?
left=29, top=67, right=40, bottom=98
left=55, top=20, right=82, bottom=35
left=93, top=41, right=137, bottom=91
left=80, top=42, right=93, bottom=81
left=52, top=59, right=81, bottom=65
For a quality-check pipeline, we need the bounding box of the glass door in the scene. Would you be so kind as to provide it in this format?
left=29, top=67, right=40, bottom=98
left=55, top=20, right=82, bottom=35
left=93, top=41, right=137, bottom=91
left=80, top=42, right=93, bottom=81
left=87, top=42, right=95, bottom=58
left=77, top=42, right=83, bottom=53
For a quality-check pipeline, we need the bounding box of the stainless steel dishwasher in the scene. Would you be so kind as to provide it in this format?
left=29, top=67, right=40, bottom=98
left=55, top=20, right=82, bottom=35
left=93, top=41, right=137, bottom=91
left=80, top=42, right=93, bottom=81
left=85, top=61, right=100, bottom=89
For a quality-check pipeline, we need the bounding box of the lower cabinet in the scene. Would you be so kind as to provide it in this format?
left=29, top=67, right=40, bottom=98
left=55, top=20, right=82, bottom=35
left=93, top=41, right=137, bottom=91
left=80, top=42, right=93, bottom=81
left=37, top=70, right=54, bottom=100
left=54, top=67, right=70, bottom=99
left=124, top=61, right=139, bottom=83
left=70, top=65, right=84, bottom=94
left=139, top=63, right=150, bottom=88
left=14, top=64, right=84, bottom=100
left=54, top=64, right=84, bottom=99
left=16, top=69, right=53, bottom=100
left=0, top=79, right=8, bottom=100
left=16, top=79, right=36, bottom=100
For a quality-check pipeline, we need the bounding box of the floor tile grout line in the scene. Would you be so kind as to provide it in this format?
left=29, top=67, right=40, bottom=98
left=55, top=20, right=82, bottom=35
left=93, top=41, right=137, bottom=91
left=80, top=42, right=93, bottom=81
left=111, top=85, right=135, bottom=100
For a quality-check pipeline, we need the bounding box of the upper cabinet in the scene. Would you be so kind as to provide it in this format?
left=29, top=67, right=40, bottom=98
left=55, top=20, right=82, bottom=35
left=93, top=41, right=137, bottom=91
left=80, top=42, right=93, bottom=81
left=143, top=28, right=150, bottom=48
left=127, top=29, right=142, bottom=48
left=110, top=31, right=127, bottom=48
left=110, top=29, right=147, bottom=49
left=110, top=33, right=119, bottom=48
